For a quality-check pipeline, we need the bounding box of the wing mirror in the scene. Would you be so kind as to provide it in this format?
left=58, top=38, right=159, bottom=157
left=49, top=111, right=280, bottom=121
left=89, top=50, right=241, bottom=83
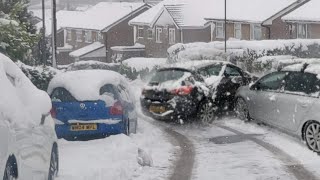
left=250, top=82, right=261, bottom=91
left=231, top=76, right=244, bottom=85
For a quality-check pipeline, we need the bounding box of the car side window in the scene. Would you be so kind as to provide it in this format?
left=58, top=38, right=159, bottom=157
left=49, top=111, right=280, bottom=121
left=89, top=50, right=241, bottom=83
left=257, top=72, right=287, bottom=91
left=225, top=66, right=242, bottom=77
left=206, top=65, right=222, bottom=76
left=199, top=68, right=209, bottom=78
left=51, top=88, right=77, bottom=102
left=284, top=72, right=318, bottom=95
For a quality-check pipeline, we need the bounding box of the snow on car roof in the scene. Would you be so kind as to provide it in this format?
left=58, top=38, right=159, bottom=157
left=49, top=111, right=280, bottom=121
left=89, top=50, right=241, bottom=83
left=48, top=70, right=128, bottom=101
left=281, top=60, right=320, bottom=75
left=161, top=60, right=230, bottom=71
left=0, top=53, right=52, bottom=128
left=122, top=57, right=167, bottom=71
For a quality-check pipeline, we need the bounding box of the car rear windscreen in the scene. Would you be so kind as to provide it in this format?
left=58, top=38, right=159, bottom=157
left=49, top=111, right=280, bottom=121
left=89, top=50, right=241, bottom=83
left=150, top=69, right=190, bottom=84
left=51, top=87, right=77, bottom=102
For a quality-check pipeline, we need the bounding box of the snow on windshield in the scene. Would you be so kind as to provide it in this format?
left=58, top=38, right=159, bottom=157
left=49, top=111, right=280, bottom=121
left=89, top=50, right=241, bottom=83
left=0, top=53, right=51, bottom=128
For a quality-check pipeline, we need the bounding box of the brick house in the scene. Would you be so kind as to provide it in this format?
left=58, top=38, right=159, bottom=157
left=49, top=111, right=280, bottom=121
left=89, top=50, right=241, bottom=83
left=282, top=0, right=320, bottom=39
left=49, top=2, right=150, bottom=65
left=129, top=0, right=307, bottom=58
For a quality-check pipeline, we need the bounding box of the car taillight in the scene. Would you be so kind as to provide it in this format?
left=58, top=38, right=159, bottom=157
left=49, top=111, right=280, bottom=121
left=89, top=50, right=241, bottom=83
left=110, top=101, right=123, bottom=115
left=170, top=86, right=193, bottom=96
left=50, top=107, right=57, bottom=118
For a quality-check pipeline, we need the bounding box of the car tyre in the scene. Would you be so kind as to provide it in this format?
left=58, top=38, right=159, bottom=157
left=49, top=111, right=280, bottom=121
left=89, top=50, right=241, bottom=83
left=125, top=119, right=130, bottom=136
left=235, top=98, right=250, bottom=122
left=197, top=99, right=216, bottom=125
left=48, top=145, right=59, bottom=180
left=3, top=159, right=17, bottom=180
left=304, top=121, right=320, bottom=153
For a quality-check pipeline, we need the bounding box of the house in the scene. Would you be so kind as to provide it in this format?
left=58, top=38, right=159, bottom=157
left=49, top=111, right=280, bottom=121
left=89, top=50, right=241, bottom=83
left=282, top=0, right=320, bottom=39
left=41, top=2, right=150, bottom=65
left=129, top=0, right=307, bottom=58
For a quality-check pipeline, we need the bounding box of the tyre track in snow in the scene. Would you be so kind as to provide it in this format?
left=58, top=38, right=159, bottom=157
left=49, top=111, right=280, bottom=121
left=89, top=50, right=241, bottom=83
left=145, top=119, right=195, bottom=180
left=216, top=124, right=319, bottom=180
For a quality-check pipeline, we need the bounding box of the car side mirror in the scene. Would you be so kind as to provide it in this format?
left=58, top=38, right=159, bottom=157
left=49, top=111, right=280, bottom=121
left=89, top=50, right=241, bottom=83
left=231, top=76, right=244, bottom=84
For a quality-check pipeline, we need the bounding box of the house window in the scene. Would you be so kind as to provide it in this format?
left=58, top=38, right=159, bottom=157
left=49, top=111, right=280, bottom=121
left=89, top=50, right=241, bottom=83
left=147, top=28, right=153, bottom=39
left=96, top=32, right=103, bottom=41
left=138, top=26, right=144, bottom=39
left=67, top=30, right=72, bottom=41
left=84, top=31, right=92, bottom=43
left=297, top=24, right=308, bottom=39
left=216, top=22, right=225, bottom=39
left=234, top=23, right=241, bottom=39
left=76, top=31, right=82, bottom=42
left=169, top=28, right=175, bottom=44
left=250, top=24, right=262, bottom=40
left=156, top=27, right=162, bottom=43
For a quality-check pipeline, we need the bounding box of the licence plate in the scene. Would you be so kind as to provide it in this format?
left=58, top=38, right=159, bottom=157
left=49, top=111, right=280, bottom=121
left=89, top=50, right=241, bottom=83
left=149, top=105, right=166, bottom=113
left=70, top=124, right=97, bottom=131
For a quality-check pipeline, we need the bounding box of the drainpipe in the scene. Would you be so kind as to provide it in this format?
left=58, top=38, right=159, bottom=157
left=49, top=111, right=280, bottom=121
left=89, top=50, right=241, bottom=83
left=180, top=29, right=184, bottom=43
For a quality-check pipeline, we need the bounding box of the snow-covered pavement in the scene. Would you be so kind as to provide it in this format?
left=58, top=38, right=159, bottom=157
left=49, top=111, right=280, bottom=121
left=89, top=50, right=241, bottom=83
left=56, top=118, right=174, bottom=180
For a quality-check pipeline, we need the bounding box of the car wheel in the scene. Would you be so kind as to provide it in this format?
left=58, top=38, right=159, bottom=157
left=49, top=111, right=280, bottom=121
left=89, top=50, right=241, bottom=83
left=48, top=146, right=59, bottom=180
left=3, top=159, right=17, bottom=180
left=304, top=121, right=320, bottom=153
left=235, top=98, right=250, bottom=121
left=197, top=100, right=216, bottom=124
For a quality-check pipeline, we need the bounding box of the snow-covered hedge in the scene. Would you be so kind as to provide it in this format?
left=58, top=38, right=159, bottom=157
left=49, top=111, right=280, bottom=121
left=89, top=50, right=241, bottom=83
left=17, top=62, right=60, bottom=91
left=168, top=39, right=320, bottom=72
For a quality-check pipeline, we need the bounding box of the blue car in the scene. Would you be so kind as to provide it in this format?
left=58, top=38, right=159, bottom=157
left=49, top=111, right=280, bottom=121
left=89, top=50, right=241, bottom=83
left=47, top=70, right=137, bottom=139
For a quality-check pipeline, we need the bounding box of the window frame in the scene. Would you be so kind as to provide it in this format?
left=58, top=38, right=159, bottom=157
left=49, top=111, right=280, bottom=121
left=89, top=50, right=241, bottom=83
left=137, top=26, right=144, bottom=39
left=147, top=28, right=153, bottom=39
left=283, top=72, right=319, bottom=97
left=297, top=23, right=308, bottom=39
left=156, top=27, right=163, bottom=43
left=169, top=28, right=176, bottom=44
left=254, top=71, right=288, bottom=91
left=234, top=23, right=242, bottom=39
left=84, top=30, right=92, bottom=43
left=216, top=22, right=225, bottom=39
left=250, top=24, right=262, bottom=40
left=67, top=29, right=72, bottom=41
left=76, top=30, right=82, bottom=42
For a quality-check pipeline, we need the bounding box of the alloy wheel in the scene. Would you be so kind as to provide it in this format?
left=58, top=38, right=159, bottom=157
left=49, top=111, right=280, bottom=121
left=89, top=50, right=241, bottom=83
left=198, top=101, right=215, bottom=124
left=235, top=98, right=250, bottom=121
left=305, top=122, right=320, bottom=153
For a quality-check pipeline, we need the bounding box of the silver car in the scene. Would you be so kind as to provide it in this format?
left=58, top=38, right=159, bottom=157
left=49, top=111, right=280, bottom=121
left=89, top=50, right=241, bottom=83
left=235, top=63, right=320, bottom=153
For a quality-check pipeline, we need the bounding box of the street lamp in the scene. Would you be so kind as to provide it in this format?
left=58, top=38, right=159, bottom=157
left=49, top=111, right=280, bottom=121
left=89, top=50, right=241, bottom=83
left=224, top=0, right=227, bottom=53
left=52, top=0, right=57, bottom=68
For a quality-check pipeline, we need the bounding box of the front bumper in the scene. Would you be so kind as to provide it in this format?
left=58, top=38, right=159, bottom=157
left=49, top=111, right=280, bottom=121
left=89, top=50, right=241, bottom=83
left=140, top=96, right=199, bottom=120
left=55, top=120, right=126, bottom=139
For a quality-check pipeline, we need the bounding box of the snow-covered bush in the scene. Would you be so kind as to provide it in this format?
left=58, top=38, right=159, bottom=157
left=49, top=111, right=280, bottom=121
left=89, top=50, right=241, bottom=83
left=17, top=62, right=60, bottom=91
left=168, top=39, right=320, bottom=72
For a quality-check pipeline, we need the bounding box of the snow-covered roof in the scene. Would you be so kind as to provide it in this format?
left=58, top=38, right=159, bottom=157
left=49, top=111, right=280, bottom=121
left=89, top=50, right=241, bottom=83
left=122, top=58, right=167, bottom=71
left=204, top=0, right=297, bottom=23
left=282, top=0, right=320, bottom=22
left=65, top=2, right=147, bottom=31
left=129, top=0, right=185, bottom=27
left=69, top=42, right=105, bottom=58
left=130, top=0, right=296, bottom=28
left=47, top=70, right=128, bottom=101
left=36, top=10, right=83, bottom=36
left=0, top=53, right=52, bottom=128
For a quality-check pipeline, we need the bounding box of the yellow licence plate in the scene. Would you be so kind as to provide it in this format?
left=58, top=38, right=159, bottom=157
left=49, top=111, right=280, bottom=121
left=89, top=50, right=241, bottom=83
left=149, top=105, right=166, bottom=114
left=70, top=124, right=97, bottom=131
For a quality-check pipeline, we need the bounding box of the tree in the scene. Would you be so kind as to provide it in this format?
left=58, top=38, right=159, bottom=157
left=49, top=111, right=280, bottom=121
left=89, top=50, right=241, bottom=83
left=0, top=0, right=41, bottom=65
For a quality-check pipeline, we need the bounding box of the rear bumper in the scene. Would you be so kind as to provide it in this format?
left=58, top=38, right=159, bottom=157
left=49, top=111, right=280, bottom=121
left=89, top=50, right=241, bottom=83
left=140, top=96, right=199, bottom=120
left=55, top=121, right=125, bottom=139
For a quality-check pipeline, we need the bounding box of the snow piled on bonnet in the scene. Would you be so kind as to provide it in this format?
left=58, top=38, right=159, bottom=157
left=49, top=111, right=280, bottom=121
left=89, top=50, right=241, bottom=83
left=122, top=57, right=167, bottom=71
left=0, top=53, right=51, bottom=128
left=47, top=70, right=128, bottom=101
